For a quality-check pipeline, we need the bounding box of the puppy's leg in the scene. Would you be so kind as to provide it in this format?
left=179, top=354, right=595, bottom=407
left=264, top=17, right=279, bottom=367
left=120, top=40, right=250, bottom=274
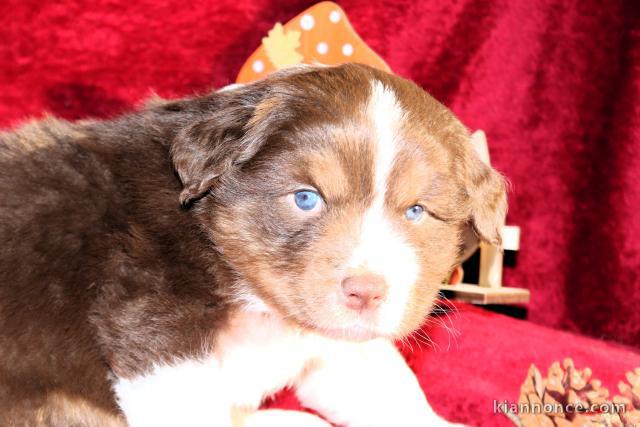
left=295, top=338, right=459, bottom=427
left=233, top=408, right=331, bottom=427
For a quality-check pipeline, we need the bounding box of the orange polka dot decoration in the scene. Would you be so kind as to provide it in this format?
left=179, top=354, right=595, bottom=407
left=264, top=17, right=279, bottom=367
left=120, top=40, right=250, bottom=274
left=236, top=1, right=391, bottom=84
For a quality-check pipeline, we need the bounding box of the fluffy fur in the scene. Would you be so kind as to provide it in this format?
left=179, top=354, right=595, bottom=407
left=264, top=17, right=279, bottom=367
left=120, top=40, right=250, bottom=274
left=0, top=64, right=505, bottom=426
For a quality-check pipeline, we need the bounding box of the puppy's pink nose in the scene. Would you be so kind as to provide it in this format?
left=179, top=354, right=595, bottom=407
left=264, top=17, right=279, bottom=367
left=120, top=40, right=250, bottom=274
left=341, top=274, right=387, bottom=311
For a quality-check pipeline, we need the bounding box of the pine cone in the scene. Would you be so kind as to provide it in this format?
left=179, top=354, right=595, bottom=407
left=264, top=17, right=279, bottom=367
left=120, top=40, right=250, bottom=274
left=511, top=359, right=625, bottom=426
left=614, top=368, right=640, bottom=425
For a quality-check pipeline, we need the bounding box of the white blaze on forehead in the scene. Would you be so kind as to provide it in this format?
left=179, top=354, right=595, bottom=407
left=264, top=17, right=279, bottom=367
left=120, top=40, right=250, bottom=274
left=345, top=80, right=420, bottom=334
left=369, top=80, right=403, bottom=192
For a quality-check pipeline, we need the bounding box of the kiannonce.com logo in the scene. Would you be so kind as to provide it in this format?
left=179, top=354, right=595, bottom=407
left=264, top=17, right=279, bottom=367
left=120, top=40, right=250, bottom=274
left=494, top=399, right=627, bottom=415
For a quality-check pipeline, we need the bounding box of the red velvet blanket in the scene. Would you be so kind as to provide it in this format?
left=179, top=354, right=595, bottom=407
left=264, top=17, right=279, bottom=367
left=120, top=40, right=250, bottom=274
left=2, top=1, right=639, bottom=424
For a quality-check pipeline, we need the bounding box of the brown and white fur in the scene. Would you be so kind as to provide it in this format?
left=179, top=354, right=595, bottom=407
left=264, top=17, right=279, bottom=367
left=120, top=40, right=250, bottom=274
left=0, top=64, right=506, bottom=426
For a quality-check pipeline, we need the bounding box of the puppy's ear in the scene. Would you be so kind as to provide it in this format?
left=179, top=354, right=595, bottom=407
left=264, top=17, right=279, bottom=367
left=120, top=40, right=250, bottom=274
left=171, top=86, right=273, bottom=207
left=464, top=130, right=507, bottom=249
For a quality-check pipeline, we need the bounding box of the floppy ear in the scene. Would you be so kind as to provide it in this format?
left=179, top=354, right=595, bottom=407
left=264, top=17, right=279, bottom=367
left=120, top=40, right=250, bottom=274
left=171, top=86, right=273, bottom=207
left=462, top=130, right=508, bottom=255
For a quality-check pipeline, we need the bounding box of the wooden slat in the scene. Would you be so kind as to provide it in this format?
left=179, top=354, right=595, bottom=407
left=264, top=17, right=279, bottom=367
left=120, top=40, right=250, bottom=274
left=478, top=242, right=503, bottom=288
left=439, top=283, right=530, bottom=305
left=502, top=225, right=521, bottom=251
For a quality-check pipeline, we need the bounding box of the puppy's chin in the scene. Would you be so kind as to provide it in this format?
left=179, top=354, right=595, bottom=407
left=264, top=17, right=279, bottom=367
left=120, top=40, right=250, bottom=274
left=238, top=297, right=390, bottom=341
left=314, top=325, right=383, bottom=342
left=235, top=284, right=425, bottom=341
left=296, top=308, right=414, bottom=342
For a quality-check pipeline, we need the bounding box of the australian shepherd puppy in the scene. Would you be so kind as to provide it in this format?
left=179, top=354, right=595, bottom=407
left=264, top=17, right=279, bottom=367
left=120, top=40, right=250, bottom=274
left=0, top=64, right=505, bottom=426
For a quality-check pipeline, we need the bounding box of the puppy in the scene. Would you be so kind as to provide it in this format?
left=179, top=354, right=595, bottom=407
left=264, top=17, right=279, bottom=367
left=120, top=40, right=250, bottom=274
left=0, top=64, right=506, bottom=426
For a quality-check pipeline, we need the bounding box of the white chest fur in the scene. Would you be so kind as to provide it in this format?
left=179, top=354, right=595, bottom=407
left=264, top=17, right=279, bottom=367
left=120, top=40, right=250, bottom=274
left=114, top=308, right=448, bottom=427
left=113, top=309, right=327, bottom=426
left=212, top=309, right=322, bottom=408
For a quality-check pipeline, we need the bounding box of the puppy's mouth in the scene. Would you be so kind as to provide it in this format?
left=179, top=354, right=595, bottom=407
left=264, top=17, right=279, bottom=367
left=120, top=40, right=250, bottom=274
left=304, top=294, right=402, bottom=342
left=237, top=293, right=387, bottom=341
left=316, top=323, right=382, bottom=342
left=235, top=276, right=413, bottom=341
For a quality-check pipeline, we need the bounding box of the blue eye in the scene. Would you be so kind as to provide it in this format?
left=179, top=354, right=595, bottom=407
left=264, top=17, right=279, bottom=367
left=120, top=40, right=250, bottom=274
left=405, top=205, right=425, bottom=221
left=294, top=190, right=321, bottom=211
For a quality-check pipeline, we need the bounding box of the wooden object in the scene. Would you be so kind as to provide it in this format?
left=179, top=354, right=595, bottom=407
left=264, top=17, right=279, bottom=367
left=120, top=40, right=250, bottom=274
left=440, top=130, right=530, bottom=305
left=440, top=283, right=530, bottom=305
left=479, top=225, right=521, bottom=288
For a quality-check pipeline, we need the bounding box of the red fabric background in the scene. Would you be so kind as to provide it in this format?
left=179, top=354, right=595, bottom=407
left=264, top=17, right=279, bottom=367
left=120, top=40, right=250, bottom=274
left=2, top=1, right=640, bottom=424
left=2, top=0, right=638, bottom=348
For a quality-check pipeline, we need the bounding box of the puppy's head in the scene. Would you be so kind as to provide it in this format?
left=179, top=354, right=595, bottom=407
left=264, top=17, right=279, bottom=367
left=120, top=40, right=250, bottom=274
left=171, top=64, right=506, bottom=340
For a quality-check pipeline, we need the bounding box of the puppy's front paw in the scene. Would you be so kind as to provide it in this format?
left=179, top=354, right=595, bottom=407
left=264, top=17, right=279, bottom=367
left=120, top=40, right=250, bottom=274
left=234, top=409, right=331, bottom=427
